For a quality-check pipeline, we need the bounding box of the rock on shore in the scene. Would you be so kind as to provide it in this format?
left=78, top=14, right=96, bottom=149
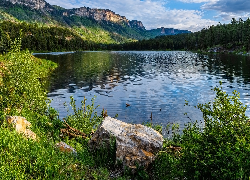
left=89, top=116, right=163, bottom=170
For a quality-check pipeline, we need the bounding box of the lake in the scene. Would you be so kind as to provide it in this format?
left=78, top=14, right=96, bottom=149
left=34, top=51, right=250, bottom=134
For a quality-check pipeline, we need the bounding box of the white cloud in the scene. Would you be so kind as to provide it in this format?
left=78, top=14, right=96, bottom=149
left=140, top=9, right=216, bottom=31
left=201, top=0, right=250, bottom=24
left=177, top=0, right=217, bottom=3
left=213, top=12, right=250, bottom=22
left=202, top=0, right=250, bottom=13
left=46, top=0, right=217, bottom=31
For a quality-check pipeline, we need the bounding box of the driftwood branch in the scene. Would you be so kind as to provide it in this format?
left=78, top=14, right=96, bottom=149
left=60, top=119, right=87, bottom=139
left=101, top=108, right=108, bottom=118
left=169, top=145, right=182, bottom=152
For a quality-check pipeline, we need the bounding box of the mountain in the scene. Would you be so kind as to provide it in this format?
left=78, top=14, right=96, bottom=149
left=147, top=27, right=191, bottom=37
left=59, top=7, right=145, bottom=30
left=0, top=0, right=148, bottom=42
left=1, top=0, right=145, bottom=29
left=3, top=0, right=52, bottom=11
left=0, top=0, right=191, bottom=44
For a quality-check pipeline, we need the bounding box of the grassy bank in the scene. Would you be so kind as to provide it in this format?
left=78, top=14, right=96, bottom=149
left=0, top=43, right=116, bottom=179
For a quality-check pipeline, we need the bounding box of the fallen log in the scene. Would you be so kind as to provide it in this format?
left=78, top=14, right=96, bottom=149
left=60, top=119, right=87, bottom=139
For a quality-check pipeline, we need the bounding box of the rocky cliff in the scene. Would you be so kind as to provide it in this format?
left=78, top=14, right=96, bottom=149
left=129, top=20, right=145, bottom=30
left=68, top=8, right=129, bottom=24
left=160, top=27, right=191, bottom=35
left=3, top=0, right=52, bottom=11
left=61, top=7, right=145, bottom=29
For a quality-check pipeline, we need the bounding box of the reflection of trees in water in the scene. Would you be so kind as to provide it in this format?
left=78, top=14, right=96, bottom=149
left=202, top=53, right=250, bottom=85
left=37, top=52, right=135, bottom=92
left=34, top=51, right=250, bottom=93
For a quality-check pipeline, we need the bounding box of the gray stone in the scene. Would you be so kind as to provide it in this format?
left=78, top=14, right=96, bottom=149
left=55, top=141, right=77, bottom=155
left=89, top=116, right=163, bottom=170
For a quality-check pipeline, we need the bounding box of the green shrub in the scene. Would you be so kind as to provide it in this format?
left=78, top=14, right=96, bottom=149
left=0, top=41, right=57, bottom=115
left=142, top=121, right=163, bottom=134
left=153, top=82, right=250, bottom=179
left=0, top=125, right=113, bottom=179
left=64, top=96, right=103, bottom=136
left=180, top=82, right=250, bottom=179
left=91, top=135, right=117, bottom=168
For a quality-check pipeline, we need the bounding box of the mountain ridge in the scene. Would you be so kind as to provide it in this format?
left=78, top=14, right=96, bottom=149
left=0, top=0, right=191, bottom=43
left=1, top=0, right=146, bottom=30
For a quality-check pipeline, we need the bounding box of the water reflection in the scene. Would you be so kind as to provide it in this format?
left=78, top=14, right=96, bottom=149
left=34, top=51, right=250, bottom=132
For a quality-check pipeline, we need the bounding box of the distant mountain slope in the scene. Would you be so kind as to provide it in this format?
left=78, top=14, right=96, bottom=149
left=0, top=9, right=19, bottom=21
left=147, top=27, right=191, bottom=37
left=0, top=0, right=191, bottom=44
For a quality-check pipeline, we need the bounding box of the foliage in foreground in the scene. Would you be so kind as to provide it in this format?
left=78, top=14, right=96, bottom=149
left=0, top=42, right=114, bottom=179
left=153, top=82, right=250, bottom=179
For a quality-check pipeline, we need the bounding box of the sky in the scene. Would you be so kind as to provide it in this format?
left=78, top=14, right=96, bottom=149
left=45, top=0, right=250, bottom=32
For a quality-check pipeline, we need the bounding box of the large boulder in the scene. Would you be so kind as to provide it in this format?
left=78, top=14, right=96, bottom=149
left=6, top=116, right=37, bottom=140
left=89, top=116, right=163, bottom=170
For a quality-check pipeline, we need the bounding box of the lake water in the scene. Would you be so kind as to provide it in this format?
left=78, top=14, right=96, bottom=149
left=34, top=51, right=250, bottom=133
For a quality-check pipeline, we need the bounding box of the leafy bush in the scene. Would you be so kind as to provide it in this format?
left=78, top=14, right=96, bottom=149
left=0, top=26, right=11, bottom=53
left=0, top=38, right=57, bottom=115
left=142, top=121, right=163, bottom=134
left=180, top=82, right=250, bottom=179
left=0, top=124, right=114, bottom=179
left=64, top=96, right=103, bottom=136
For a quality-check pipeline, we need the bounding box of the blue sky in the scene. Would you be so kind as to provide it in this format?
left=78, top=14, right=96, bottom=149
left=45, top=0, right=250, bottom=32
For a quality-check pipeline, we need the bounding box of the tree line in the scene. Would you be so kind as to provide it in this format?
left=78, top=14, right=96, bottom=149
left=1, top=18, right=250, bottom=53
left=111, top=18, right=250, bottom=52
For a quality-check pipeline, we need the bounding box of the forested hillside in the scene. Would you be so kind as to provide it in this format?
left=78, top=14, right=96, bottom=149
left=0, top=21, right=107, bottom=53
left=0, top=0, right=159, bottom=44
left=118, top=18, right=250, bottom=53
left=0, top=0, right=145, bottom=44
left=0, top=0, right=192, bottom=47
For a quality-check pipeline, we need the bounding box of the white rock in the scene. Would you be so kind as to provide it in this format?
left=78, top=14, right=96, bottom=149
left=89, top=116, right=163, bottom=170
